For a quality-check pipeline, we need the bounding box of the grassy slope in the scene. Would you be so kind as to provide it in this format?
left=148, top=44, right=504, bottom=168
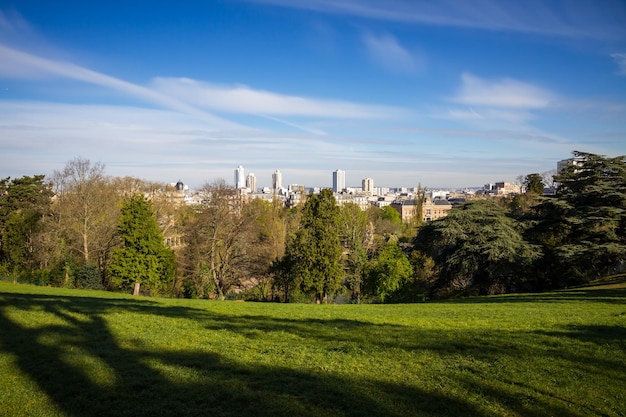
left=0, top=281, right=625, bottom=417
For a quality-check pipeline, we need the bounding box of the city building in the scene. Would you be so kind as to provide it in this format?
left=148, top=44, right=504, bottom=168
left=272, top=170, right=282, bottom=190
left=481, top=182, right=521, bottom=196
left=234, top=165, right=245, bottom=189
left=362, top=177, right=374, bottom=195
left=557, top=156, right=584, bottom=173
left=391, top=198, right=453, bottom=223
left=333, top=169, right=345, bottom=193
left=246, top=173, right=257, bottom=192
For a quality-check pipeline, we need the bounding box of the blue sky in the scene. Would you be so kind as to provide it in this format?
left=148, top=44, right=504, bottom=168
left=1, top=0, right=625, bottom=189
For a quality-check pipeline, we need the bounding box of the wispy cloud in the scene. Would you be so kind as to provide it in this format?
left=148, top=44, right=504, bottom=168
left=247, top=0, right=626, bottom=40
left=362, top=32, right=421, bottom=74
left=0, top=100, right=415, bottom=187
left=611, top=53, right=626, bottom=76
left=0, top=44, right=241, bottom=129
left=0, top=10, right=30, bottom=36
left=150, top=77, right=409, bottom=119
left=453, top=72, right=555, bottom=109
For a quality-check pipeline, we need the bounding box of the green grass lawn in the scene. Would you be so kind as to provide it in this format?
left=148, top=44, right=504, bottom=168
left=1, top=281, right=625, bottom=417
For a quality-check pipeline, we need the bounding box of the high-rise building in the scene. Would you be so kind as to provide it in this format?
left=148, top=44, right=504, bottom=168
left=272, top=170, right=282, bottom=190
left=235, top=165, right=245, bottom=189
left=246, top=173, right=257, bottom=192
left=333, top=169, right=345, bottom=193
left=362, top=177, right=374, bottom=195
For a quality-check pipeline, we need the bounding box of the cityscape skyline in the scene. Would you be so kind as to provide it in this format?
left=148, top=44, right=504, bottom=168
left=225, top=165, right=527, bottom=192
left=0, top=1, right=625, bottom=188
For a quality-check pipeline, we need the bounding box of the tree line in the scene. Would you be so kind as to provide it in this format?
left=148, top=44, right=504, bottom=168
left=1, top=152, right=624, bottom=302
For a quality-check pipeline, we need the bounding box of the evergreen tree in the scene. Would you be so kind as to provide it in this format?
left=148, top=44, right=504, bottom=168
left=529, top=151, right=626, bottom=285
left=281, top=189, right=343, bottom=303
left=109, top=194, right=175, bottom=295
left=0, top=175, right=53, bottom=276
left=415, top=200, right=540, bottom=296
left=524, top=173, right=545, bottom=195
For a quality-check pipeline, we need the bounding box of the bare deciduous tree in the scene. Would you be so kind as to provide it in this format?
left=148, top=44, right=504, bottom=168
left=51, top=158, right=120, bottom=272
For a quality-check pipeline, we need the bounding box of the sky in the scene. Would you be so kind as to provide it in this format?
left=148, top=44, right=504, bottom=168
left=1, top=0, right=625, bottom=189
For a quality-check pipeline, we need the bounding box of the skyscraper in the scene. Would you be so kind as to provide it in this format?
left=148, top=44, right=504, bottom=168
left=272, top=170, right=282, bottom=190
left=333, top=169, right=345, bottom=193
left=246, top=173, right=257, bottom=192
left=362, top=177, right=374, bottom=195
left=235, top=165, right=245, bottom=189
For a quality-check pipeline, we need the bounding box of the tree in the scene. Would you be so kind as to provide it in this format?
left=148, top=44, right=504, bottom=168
left=366, top=239, right=413, bottom=302
left=51, top=158, right=120, bottom=276
left=108, top=194, right=175, bottom=295
left=413, top=184, right=426, bottom=229
left=339, top=203, right=369, bottom=302
left=0, top=176, right=53, bottom=277
left=529, top=151, right=626, bottom=285
left=278, top=189, right=343, bottom=303
left=178, top=180, right=253, bottom=299
left=241, top=198, right=288, bottom=300
left=415, top=200, right=540, bottom=296
left=541, top=169, right=558, bottom=194
left=524, top=173, right=545, bottom=195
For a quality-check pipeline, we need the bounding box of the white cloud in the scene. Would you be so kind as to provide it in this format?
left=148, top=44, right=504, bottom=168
left=150, top=77, right=409, bottom=119
left=0, top=44, right=242, bottom=129
left=453, top=72, right=555, bottom=109
left=247, top=0, right=626, bottom=40
left=362, top=32, right=420, bottom=74
left=611, top=53, right=626, bottom=76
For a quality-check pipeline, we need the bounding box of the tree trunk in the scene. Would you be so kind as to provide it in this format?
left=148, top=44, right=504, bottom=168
left=133, top=281, right=141, bottom=296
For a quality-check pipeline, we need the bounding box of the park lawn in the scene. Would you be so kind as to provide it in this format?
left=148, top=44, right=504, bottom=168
left=0, top=281, right=625, bottom=417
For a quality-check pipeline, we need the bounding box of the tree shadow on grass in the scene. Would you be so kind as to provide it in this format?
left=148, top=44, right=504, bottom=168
left=0, top=291, right=490, bottom=417
left=441, top=287, right=626, bottom=305
left=1, top=289, right=625, bottom=417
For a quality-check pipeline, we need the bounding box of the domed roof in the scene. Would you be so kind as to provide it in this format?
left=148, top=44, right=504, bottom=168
left=175, top=180, right=184, bottom=191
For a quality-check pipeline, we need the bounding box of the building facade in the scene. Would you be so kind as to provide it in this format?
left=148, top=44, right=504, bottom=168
left=362, top=177, right=374, bottom=195
left=333, top=169, right=345, bottom=193
left=246, top=173, right=257, bottom=192
left=235, top=165, right=245, bottom=189
left=272, top=170, right=282, bottom=190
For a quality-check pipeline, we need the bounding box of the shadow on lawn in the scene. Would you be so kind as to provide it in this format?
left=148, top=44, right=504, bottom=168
left=1, top=290, right=625, bottom=417
left=0, top=291, right=491, bottom=417
left=443, top=287, right=626, bottom=305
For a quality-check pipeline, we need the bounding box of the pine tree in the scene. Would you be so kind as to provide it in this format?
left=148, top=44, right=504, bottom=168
left=282, top=189, right=343, bottom=303
left=109, top=194, right=175, bottom=295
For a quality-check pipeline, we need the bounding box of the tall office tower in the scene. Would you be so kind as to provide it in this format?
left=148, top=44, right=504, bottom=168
left=333, top=169, right=345, bottom=193
left=246, top=173, right=257, bottom=192
left=272, top=170, right=282, bottom=190
left=362, top=177, right=374, bottom=195
left=235, top=165, right=245, bottom=189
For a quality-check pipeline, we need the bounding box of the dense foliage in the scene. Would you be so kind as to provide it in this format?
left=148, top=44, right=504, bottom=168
left=415, top=200, right=540, bottom=297
left=0, top=176, right=53, bottom=277
left=527, top=151, right=626, bottom=289
left=273, top=189, right=344, bottom=303
left=1, top=151, right=623, bottom=302
left=108, top=194, right=176, bottom=295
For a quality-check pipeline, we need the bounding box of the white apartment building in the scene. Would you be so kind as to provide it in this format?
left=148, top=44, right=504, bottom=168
left=272, top=170, right=282, bottom=190
left=234, top=165, right=245, bottom=189
left=333, top=169, right=345, bottom=193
